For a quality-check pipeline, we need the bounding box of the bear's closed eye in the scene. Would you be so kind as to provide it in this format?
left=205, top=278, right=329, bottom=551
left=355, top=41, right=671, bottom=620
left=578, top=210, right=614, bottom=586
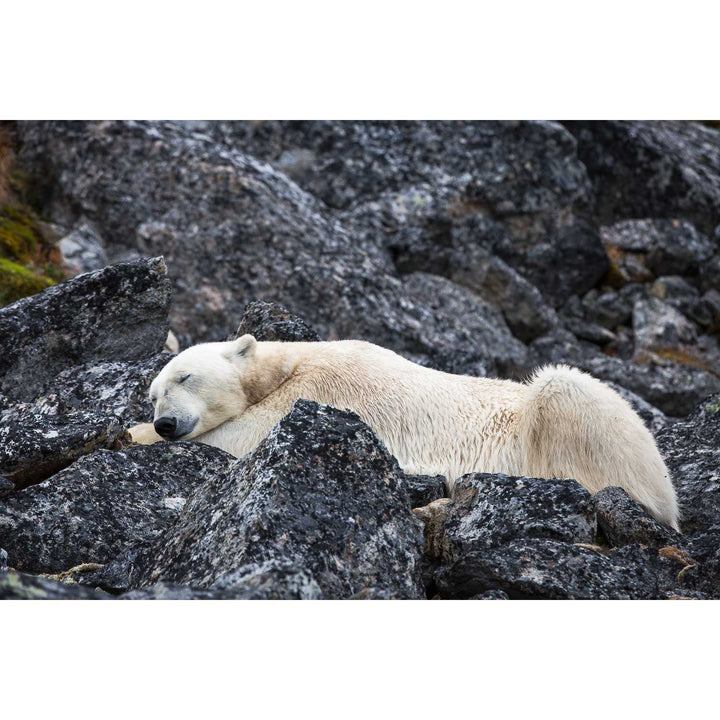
left=178, top=374, right=191, bottom=384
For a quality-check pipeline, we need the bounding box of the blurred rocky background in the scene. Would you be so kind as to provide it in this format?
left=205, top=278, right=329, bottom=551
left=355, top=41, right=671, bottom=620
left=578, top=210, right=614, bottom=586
left=1, top=120, right=719, bottom=599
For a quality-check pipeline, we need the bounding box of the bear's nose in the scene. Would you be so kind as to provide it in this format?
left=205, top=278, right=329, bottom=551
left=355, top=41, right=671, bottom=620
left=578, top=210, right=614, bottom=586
left=154, top=416, right=177, bottom=438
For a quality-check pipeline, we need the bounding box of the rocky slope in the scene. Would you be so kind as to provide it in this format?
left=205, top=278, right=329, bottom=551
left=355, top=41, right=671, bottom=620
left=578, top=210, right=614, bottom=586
left=1, top=120, right=719, bottom=599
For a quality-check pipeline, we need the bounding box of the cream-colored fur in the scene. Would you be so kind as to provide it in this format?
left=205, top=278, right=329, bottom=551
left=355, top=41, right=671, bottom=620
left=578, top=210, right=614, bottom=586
left=130, top=335, right=680, bottom=530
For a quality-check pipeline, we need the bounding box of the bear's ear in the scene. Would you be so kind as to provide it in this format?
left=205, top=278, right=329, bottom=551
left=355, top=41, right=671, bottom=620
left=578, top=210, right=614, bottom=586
left=225, top=334, right=257, bottom=364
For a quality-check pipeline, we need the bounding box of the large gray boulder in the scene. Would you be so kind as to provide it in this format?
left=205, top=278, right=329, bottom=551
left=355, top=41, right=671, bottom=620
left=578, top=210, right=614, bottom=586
left=0, top=256, right=171, bottom=401
left=0, top=442, right=235, bottom=574
left=657, top=394, right=720, bottom=534
left=128, top=400, right=426, bottom=599
left=566, top=121, right=720, bottom=234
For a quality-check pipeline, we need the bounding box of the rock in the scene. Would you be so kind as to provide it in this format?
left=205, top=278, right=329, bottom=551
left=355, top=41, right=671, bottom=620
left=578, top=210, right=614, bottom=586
left=0, top=442, right=235, bottom=574
left=437, top=474, right=596, bottom=564
left=566, top=121, right=720, bottom=234
left=16, top=121, right=531, bottom=377
left=399, top=272, right=527, bottom=376
left=632, top=297, right=698, bottom=357
left=401, top=474, right=447, bottom=508
left=657, top=394, right=720, bottom=533
left=234, top=299, right=321, bottom=342
left=471, top=590, right=510, bottom=600
left=435, top=539, right=659, bottom=599
left=601, top=219, right=716, bottom=280
left=0, top=548, right=7, bottom=572
left=57, top=218, right=108, bottom=276
left=593, top=487, right=680, bottom=546
left=41, top=353, right=171, bottom=424
left=0, top=476, right=14, bottom=499
left=0, top=570, right=111, bottom=599
left=0, top=256, right=171, bottom=401
left=123, top=560, right=323, bottom=600
left=0, top=402, right=128, bottom=490
left=128, top=400, right=425, bottom=599
left=677, top=561, right=720, bottom=598
left=581, top=287, right=634, bottom=329
left=353, top=190, right=559, bottom=341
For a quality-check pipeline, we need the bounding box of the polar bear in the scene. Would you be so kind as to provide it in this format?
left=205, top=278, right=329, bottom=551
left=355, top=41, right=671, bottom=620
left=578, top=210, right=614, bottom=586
left=129, top=335, right=680, bottom=530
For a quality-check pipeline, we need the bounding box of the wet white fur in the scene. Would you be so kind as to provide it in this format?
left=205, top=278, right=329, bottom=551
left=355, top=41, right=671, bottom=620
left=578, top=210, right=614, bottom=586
left=133, top=336, right=680, bottom=530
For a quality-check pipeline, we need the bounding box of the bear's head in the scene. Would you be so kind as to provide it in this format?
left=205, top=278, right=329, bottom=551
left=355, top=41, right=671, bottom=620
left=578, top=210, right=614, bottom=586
left=148, top=334, right=257, bottom=440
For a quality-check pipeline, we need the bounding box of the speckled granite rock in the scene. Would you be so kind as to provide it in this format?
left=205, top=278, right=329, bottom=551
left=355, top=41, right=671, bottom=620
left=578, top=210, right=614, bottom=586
left=593, top=487, right=680, bottom=547
left=438, top=474, right=596, bottom=564
left=566, top=121, right=720, bottom=234
left=0, top=442, right=235, bottom=574
left=435, top=539, right=660, bottom=599
left=234, top=300, right=322, bottom=342
left=129, top=400, right=425, bottom=599
left=0, top=257, right=171, bottom=401
left=123, top=561, right=323, bottom=600
left=657, top=394, right=720, bottom=533
left=0, top=402, right=127, bottom=490
left=0, top=571, right=111, bottom=599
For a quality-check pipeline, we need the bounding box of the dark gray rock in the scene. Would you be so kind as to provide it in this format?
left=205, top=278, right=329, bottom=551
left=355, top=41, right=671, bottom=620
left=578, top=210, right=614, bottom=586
left=470, top=590, right=510, bottom=600
left=234, top=299, right=321, bottom=342
left=0, top=256, right=171, bottom=401
left=123, top=561, right=323, bottom=600
left=401, top=474, right=447, bottom=508
left=0, top=402, right=128, bottom=490
left=0, top=476, right=14, bottom=499
left=41, top=353, right=171, bottom=424
left=593, top=487, right=680, bottom=547
left=0, top=548, right=7, bottom=572
left=14, top=122, right=524, bottom=377
left=399, top=272, right=527, bottom=376
left=0, top=442, right=235, bottom=574
left=0, top=571, right=110, bottom=599
left=632, top=297, right=697, bottom=355
left=601, top=219, right=716, bottom=280
left=435, top=539, right=659, bottom=599
left=347, top=186, right=559, bottom=341
left=657, top=394, right=720, bottom=533
left=439, top=474, right=596, bottom=564
left=566, top=121, right=720, bottom=234
left=57, top=218, right=108, bottom=276
left=677, top=562, right=720, bottom=598
left=129, top=400, right=425, bottom=599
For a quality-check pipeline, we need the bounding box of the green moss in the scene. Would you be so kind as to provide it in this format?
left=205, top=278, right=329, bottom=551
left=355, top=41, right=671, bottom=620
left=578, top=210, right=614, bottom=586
left=704, top=396, right=720, bottom=414
left=0, top=257, right=54, bottom=305
left=0, top=204, right=65, bottom=304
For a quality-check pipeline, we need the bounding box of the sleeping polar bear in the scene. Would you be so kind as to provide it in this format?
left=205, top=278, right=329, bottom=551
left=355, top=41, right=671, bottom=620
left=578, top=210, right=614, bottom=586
left=129, top=334, right=680, bottom=530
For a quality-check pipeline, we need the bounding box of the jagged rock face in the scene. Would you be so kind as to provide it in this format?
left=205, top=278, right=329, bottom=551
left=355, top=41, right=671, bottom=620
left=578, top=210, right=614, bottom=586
left=128, top=401, right=426, bottom=600
left=0, top=402, right=128, bottom=490
left=438, top=474, right=596, bottom=563
left=234, top=299, right=322, bottom=342
left=0, top=443, right=235, bottom=574
left=593, top=487, right=680, bottom=548
left=0, top=257, right=171, bottom=401
left=565, top=121, right=720, bottom=234
left=435, top=540, right=661, bottom=600
left=657, top=394, right=720, bottom=534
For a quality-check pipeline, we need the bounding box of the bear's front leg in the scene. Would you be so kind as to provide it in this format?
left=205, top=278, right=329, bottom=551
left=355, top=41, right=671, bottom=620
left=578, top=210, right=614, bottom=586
left=128, top=422, right=163, bottom=445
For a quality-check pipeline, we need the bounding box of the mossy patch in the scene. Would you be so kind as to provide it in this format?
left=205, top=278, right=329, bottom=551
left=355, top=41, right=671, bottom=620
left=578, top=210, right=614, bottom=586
left=0, top=257, right=54, bottom=305
left=704, top=396, right=720, bottom=414
left=0, top=124, right=67, bottom=305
